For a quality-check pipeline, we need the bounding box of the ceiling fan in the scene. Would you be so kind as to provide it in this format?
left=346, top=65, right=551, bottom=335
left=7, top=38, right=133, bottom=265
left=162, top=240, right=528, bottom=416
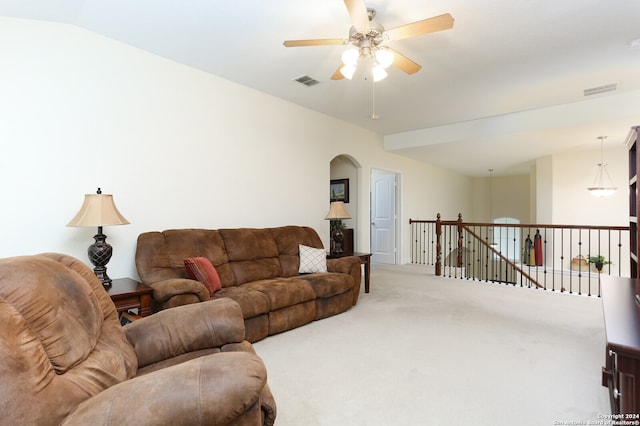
left=283, top=0, right=454, bottom=81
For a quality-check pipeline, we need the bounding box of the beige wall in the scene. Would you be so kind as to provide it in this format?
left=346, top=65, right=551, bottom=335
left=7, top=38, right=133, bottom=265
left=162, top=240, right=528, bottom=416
left=471, top=174, right=531, bottom=224
left=469, top=140, right=627, bottom=228
left=551, top=143, right=627, bottom=226
left=0, top=17, right=472, bottom=276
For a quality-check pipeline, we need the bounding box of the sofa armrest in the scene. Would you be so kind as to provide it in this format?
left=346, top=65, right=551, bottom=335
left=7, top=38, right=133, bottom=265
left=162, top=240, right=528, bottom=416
left=327, top=256, right=362, bottom=305
left=327, top=256, right=361, bottom=275
left=124, top=298, right=245, bottom=368
left=148, top=278, right=210, bottom=304
left=61, top=352, right=266, bottom=426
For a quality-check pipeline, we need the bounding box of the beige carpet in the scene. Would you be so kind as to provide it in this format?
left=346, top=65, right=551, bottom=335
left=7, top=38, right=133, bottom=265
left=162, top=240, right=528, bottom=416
left=253, top=264, right=610, bottom=426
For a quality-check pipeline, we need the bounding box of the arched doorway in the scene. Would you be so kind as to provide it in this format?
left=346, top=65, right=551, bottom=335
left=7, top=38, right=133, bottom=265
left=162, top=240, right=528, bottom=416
left=330, top=155, right=358, bottom=251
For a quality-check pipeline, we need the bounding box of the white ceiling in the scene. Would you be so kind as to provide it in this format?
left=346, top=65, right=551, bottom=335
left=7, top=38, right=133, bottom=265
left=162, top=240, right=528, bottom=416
left=2, top=0, right=640, bottom=176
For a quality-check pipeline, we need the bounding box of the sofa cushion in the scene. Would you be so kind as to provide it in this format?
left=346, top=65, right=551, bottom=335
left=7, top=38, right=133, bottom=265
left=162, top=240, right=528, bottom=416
left=298, top=244, right=327, bottom=273
left=298, top=273, right=355, bottom=299
left=270, top=226, right=324, bottom=277
left=184, top=257, right=222, bottom=295
left=219, top=229, right=282, bottom=285
left=242, top=278, right=316, bottom=311
left=213, top=287, right=271, bottom=319
left=148, top=229, right=237, bottom=287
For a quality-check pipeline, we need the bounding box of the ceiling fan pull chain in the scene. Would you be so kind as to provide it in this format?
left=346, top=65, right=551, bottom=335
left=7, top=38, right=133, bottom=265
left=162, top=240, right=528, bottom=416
left=371, top=80, right=379, bottom=120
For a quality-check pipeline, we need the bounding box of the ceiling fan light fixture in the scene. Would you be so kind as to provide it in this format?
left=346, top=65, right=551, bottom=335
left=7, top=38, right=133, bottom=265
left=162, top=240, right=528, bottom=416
left=283, top=7, right=455, bottom=83
left=340, top=65, right=356, bottom=79
left=375, top=48, right=394, bottom=68
left=372, top=64, right=388, bottom=82
left=341, top=48, right=359, bottom=66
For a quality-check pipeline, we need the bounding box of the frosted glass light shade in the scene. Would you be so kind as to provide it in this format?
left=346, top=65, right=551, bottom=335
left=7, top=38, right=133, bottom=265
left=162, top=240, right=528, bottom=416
left=375, top=48, right=394, bottom=68
left=341, top=48, right=359, bottom=66
left=587, top=137, right=617, bottom=197
left=587, top=163, right=617, bottom=198
left=340, top=65, right=356, bottom=79
left=588, top=187, right=617, bottom=197
left=372, top=65, right=388, bottom=82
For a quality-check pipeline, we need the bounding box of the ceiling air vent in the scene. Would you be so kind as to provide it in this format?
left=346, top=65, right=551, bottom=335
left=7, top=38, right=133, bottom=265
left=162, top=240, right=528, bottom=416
left=584, top=83, right=617, bottom=96
left=294, top=75, right=320, bottom=87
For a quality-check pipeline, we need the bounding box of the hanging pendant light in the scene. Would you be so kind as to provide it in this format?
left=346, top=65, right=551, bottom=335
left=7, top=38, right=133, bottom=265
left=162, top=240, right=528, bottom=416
left=587, top=136, right=617, bottom=197
left=488, top=169, right=498, bottom=247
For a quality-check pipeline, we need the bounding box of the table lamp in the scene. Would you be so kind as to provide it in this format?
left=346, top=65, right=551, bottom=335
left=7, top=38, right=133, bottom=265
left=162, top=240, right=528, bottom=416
left=67, top=188, right=130, bottom=289
left=324, top=201, right=351, bottom=254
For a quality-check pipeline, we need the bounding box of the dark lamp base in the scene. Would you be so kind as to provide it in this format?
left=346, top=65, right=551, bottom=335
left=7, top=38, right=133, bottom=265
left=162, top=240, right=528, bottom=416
left=88, top=227, right=114, bottom=290
left=331, top=228, right=345, bottom=255
left=93, top=266, right=112, bottom=289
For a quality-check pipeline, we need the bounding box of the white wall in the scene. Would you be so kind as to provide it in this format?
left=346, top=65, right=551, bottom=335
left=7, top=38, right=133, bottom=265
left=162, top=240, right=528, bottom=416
left=0, top=17, right=472, bottom=278
left=552, top=143, right=627, bottom=226
left=535, top=156, right=554, bottom=224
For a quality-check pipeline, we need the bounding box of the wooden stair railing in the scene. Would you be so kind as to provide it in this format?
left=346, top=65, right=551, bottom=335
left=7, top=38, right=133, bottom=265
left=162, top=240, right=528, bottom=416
left=411, top=214, right=628, bottom=296
left=461, top=222, right=545, bottom=290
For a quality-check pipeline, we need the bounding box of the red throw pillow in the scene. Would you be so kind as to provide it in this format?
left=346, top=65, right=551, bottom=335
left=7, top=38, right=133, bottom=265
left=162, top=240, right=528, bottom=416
left=183, top=257, right=222, bottom=296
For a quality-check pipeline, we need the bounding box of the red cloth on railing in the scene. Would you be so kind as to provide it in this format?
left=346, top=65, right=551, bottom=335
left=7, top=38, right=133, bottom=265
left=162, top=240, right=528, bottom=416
left=534, top=230, right=543, bottom=266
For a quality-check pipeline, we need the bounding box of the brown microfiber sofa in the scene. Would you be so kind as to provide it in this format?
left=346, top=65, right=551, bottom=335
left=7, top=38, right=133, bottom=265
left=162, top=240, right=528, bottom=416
left=135, top=226, right=361, bottom=342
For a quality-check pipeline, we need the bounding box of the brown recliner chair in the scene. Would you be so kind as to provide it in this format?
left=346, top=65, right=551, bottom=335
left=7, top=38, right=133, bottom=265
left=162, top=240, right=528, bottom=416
left=0, top=253, right=276, bottom=425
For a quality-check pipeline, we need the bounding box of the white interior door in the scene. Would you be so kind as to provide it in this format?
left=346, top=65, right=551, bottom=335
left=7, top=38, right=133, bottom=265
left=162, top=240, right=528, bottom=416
left=371, top=169, right=397, bottom=264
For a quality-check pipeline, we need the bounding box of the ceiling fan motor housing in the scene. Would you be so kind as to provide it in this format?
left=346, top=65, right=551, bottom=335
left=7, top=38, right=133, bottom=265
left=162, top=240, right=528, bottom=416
left=348, top=11, right=385, bottom=58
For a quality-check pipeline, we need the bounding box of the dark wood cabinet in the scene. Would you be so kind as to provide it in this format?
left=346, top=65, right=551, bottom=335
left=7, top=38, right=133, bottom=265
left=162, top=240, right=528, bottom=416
left=342, top=228, right=354, bottom=253
left=601, top=276, right=640, bottom=413
left=601, top=126, right=640, bottom=413
left=627, top=126, right=640, bottom=278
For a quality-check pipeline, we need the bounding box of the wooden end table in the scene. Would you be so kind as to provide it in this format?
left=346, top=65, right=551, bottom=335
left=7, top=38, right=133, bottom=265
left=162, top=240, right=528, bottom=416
left=108, top=278, right=153, bottom=317
left=327, top=251, right=372, bottom=293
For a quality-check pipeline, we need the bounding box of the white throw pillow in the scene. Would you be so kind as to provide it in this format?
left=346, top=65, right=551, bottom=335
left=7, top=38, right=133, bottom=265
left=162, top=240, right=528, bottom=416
left=298, top=244, right=327, bottom=273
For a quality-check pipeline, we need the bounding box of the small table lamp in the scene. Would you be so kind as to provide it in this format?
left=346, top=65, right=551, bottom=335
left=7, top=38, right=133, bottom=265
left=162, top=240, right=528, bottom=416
left=325, top=201, right=351, bottom=254
left=67, top=188, right=130, bottom=289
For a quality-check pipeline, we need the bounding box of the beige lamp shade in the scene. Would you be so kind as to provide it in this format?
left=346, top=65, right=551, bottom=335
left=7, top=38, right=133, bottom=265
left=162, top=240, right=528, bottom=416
left=324, top=201, right=351, bottom=220
left=67, top=192, right=130, bottom=227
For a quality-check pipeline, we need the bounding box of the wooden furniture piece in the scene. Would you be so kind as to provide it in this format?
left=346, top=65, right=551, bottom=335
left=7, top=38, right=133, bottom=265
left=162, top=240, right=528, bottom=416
left=342, top=228, right=354, bottom=254
left=601, top=275, right=640, bottom=413
left=627, top=125, right=640, bottom=278
left=327, top=251, right=372, bottom=293
left=108, top=278, right=153, bottom=317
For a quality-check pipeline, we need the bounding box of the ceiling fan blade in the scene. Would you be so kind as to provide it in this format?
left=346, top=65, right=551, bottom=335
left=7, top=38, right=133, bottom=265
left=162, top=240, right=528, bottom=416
left=344, top=0, right=370, bottom=34
left=385, top=13, right=454, bottom=41
left=331, top=65, right=345, bottom=80
left=388, top=48, right=422, bottom=75
left=283, top=39, right=347, bottom=47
